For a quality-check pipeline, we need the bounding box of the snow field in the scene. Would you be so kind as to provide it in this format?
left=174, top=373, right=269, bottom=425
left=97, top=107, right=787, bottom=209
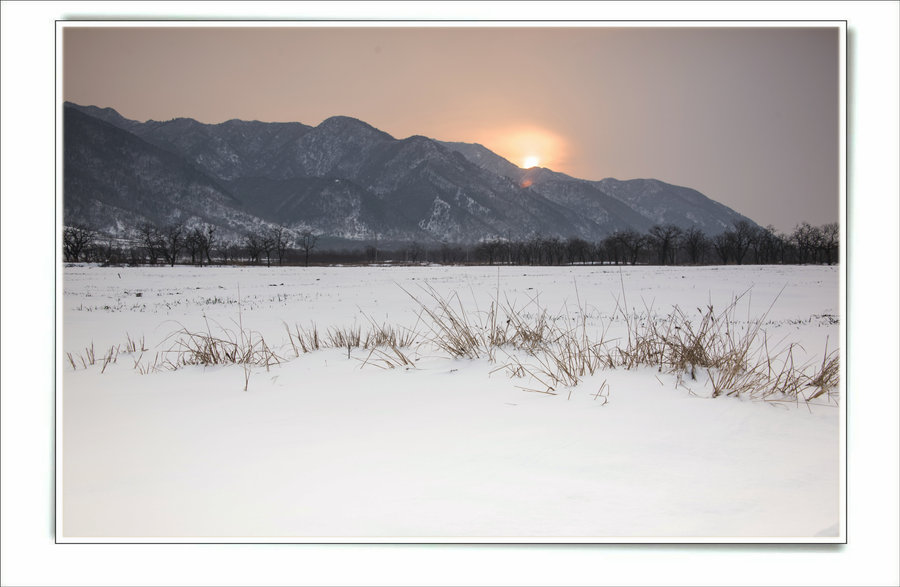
left=60, top=264, right=841, bottom=540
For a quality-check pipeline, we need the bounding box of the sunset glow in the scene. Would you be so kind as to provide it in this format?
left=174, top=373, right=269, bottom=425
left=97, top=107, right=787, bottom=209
left=61, top=26, right=840, bottom=230
left=522, top=155, right=540, bottom=168
left=470, top=126, right=568, bottom=173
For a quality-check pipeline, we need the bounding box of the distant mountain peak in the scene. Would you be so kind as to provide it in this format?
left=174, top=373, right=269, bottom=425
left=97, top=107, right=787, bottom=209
left=317, top=115, right=392, bottom=137
left=319, top=114, right=364, bottom=125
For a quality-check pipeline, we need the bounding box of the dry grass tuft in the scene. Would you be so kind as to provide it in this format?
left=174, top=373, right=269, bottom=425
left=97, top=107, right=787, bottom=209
left=158, top=324, right=282, bottom=371
left=402, top=281, right=838, bottom=402
left=805, top=346, right=839, bottom=401
left=66, top=279, right=839, bottom=404
left=400, top=284, right=493, bottom=360
left=285, top=318, right=419, bottom=358
left=403, top=282, right=611, bottom=396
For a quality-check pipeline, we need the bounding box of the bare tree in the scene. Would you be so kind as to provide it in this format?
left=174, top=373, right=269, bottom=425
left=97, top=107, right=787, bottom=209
left=516, top=237, right=540, bottom=265
left=90, top=235, right=123, bottom=265
left=137, top=222, right=164, bottom=265
left=540, top=236, right=565, bottom=265
left=215, top=239, right=237, bottom=265
left=712, top=232, right=733, bottom=264
left=601, top=233, right=624, bottom=265
left=244, top=230, right=276, bottom=267
left=749, top=225, right=783, bottom=265
left=202, top=225, right=216, bottom=265
left=160, top=223, right=185, bottom=267
left=269, top=227, right=291, bottom=265
left=710, top=222, right=754, bottom=265
left=259, top=232, right=276, bottom=267
left=565, top=237, right=591, bottom=265
left=185, top=228, right=202, bottom=265
left=405, top=241, right=426, bottom=264
left=791, top=222, right=821, bottom=264
left=298, top=230, right=319, bottom=267
left=63, top=225, right=96, bottom=262
left=820, top=222, right=839, bottom=265
left=127, top=244, right=143, bottom=266
left=682, top=227, right=709, bottom=265
left=438, top=241, right=451, bottom=264
left=730, top=221, right=755, bottom=265
left=244, top=231, right=263, bottom=265
left=475, top=238, right=504, bottom=265
left=648, top=224, right=683, bottom=265
left=617, top=230, right=646, bottom=265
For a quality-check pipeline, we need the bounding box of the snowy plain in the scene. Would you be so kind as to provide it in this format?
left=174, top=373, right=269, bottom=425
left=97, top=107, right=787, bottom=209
left=59, top=264, right=842, bottom=541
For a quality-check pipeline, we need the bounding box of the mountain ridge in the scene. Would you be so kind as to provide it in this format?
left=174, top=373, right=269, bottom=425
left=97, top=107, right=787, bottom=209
left=63, top=102, right=758, bottom=243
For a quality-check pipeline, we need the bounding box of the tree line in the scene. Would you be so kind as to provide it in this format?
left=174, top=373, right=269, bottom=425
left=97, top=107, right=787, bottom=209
left=467, top=220, right=838, bottom=267
left=63, top=220, right=838, bottom=267
left=63, top=222, right=321, bottom=267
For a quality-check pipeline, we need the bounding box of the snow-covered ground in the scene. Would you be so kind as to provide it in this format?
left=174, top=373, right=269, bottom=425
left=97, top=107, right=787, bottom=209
left=59, top=264, right=842, bottom=541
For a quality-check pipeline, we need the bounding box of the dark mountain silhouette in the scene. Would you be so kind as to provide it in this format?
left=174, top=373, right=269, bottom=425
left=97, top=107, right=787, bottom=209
left=64, top=106, right=269, bottom=235
left=64, top=102, right=757, bottom=243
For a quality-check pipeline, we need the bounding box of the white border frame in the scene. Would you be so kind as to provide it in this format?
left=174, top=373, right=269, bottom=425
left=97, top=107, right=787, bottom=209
left=7, top=2, right=898, bottom=584
left=53, top=18, right=848, bottom=546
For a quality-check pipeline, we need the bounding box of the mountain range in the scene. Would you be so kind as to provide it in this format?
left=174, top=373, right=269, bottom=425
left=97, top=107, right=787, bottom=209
left=63, top=102, right=757, bottom=244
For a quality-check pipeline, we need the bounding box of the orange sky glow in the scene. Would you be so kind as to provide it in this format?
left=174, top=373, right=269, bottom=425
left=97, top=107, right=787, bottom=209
left=63, top=25, right=839, bottom=231
left=476, top=127, right=568, bottom=171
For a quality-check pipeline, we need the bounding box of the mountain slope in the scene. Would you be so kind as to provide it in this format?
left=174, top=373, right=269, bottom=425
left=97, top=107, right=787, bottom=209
left=65, top=102, right=315, bottom=181
left=64, top=106, right=269, bottom=236
left=438, top=140, right=754, bottom=234
left=593, top=177, right=755, bottom=233
left=64, top=103, right=759, bottom=243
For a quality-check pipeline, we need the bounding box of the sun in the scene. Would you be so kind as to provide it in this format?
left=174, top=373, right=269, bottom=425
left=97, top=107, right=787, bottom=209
left=522, top=155, right=541, bottom=168
left=473, top=126, right=566, bottom=173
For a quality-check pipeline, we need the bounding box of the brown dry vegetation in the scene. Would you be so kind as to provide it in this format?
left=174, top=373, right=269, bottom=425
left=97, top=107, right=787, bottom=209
left=65, top=283, right=839, bottom=403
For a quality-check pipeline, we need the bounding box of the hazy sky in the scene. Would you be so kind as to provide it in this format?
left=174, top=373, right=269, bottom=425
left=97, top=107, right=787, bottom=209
left=63, top=25, right=840, bottom=232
